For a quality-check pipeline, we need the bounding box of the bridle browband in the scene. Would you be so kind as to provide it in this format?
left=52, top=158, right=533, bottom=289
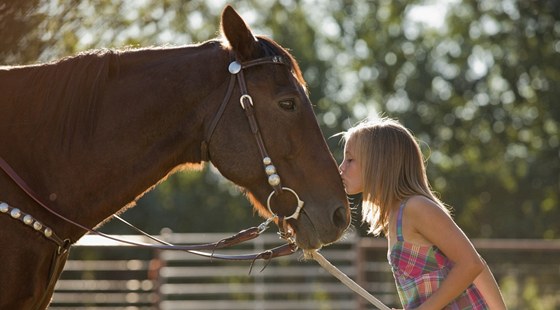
left=0, top=54, right=308, bottom=268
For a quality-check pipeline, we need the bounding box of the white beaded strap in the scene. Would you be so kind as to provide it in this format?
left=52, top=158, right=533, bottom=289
left=0, top=201, right=69, bottom=250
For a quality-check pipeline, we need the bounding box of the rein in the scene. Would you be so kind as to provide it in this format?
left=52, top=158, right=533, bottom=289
left=0, top=156, right=295, bottom=261
left=307, top=250, right=391, bottom=310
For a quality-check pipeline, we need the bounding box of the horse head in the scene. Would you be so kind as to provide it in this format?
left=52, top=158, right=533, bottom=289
left=206, top=6, right=350, bottom=249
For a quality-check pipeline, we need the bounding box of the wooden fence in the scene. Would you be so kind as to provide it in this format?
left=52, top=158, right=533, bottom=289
left=50, top=233, right=560, bottom=310
left=51, top=232, right=369, bottom=310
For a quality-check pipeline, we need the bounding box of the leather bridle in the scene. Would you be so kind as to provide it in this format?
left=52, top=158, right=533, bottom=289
left=0, top=54, right=309, bottom=271
left=201, top=55, right=306, bottom=239
left=0, top=53, right=315, bottom=309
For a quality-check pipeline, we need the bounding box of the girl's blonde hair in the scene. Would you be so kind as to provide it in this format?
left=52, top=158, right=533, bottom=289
left=342, top=118, right=449, bottom=236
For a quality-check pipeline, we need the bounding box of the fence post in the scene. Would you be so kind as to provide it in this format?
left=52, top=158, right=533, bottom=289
left=150, top=248, right=164, bottom=309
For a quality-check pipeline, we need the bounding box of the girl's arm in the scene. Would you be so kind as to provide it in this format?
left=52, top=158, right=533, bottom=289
left=405, top=196, right=486, bottom=310
left=473, top=259, right=507, bottom=309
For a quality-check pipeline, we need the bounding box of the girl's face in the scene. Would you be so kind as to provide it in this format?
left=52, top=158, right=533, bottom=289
left=339, top=136, right=363, bottom=195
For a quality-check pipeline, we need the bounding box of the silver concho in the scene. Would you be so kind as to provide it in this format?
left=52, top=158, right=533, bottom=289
left=23, top=215, right=34, bottom=225
left=268, top=174, right=281, bottom=187
left=10, top=208, right=21, bottom=219
left=263, top=157, right=272, bottom=165
left=265, top=165, right=276, bottom=176
left=0, top=202, right=8, bottom=213
left=228, top=61, right=242, bottom=74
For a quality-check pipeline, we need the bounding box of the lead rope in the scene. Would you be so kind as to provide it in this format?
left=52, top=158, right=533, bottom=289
left=306, top=250, right=391, bottom=310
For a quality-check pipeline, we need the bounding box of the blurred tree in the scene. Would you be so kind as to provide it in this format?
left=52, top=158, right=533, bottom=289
left=1, top=0, right=46, bottom=63
left=2, top=0, right=558, bottom=241
left=293, top=0, right=560, bottom=239
left=422, top=0, right=560, bottom=239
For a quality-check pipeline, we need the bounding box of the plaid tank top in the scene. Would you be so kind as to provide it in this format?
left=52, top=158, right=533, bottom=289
left=388, top=200, right=488, bottom=309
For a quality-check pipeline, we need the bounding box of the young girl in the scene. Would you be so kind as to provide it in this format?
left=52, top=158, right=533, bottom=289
left=339, top=118, right=506, bottom=310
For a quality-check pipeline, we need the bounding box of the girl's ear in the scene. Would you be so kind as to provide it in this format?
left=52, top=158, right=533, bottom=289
left=220, top=5, right=259, bottom=61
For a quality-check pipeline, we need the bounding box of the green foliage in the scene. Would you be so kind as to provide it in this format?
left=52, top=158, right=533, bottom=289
left=0, top=0, right=46, bottom=63
left=103, top=166, right=263, bottom=234
left=1, top=0, right=558, bottom=240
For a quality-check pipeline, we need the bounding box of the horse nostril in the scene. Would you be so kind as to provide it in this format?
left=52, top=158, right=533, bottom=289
left=332, top=206, right=349, bottom=230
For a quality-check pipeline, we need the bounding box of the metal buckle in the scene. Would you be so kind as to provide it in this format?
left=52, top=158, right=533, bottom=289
left=272, top=56, right=284, bottom=64
left=258, top=216, right=276, bottom=234
left=239, top=94, right=253, bottom=109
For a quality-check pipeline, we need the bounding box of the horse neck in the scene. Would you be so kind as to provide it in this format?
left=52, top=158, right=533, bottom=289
left=1, top=43, right=231, bottom=240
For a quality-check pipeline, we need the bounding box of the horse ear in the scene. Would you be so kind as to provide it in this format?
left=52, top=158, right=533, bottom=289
left=221, top=5, right=259, bottom=61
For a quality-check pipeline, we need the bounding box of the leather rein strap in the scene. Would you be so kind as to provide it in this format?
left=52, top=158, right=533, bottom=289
left=0, top=156, right=296, bottom=262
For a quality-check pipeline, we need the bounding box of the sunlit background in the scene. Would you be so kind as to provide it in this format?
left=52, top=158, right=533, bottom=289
left=2, top=0, right=559, bottom=309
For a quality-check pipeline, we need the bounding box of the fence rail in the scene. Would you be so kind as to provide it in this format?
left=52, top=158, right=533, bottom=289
left=50, top=234, right=560, bottom=310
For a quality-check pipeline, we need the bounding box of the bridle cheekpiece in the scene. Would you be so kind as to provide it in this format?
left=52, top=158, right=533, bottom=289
left=201, top=55, right=306, bottom=241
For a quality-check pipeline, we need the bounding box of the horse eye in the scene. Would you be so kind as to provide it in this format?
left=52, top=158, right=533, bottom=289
left=278, top=100, right=296, bottom=111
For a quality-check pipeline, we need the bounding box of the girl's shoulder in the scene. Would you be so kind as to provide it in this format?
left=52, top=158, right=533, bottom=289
left=404, top=195, right=440, bottom=210
left=404, top=195, right=451, bottom=225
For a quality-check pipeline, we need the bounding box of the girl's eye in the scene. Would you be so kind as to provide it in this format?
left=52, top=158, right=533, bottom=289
left=278, top=100, right=296, bottom=111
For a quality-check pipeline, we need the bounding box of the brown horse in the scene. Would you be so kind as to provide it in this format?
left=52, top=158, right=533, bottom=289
left=0, top=5, right=350, bottom=309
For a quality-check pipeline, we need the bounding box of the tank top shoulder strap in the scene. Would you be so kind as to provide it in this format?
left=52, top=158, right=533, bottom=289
left=396, top=198, right=409, bottom=241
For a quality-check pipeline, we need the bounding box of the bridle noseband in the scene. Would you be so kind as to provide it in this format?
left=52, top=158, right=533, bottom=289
left=201, top=55, right=305, bottom=240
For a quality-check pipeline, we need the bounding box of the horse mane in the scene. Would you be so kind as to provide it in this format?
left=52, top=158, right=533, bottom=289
left=9, top=36, right=301, bottom=150
left=19, top=48, right=122, bottom=149
left=10, top=42, right=215, bottom=149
